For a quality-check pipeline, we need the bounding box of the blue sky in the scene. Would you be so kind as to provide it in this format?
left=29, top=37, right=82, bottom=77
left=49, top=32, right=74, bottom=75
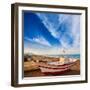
left=24, top=11, right=80, bottom=55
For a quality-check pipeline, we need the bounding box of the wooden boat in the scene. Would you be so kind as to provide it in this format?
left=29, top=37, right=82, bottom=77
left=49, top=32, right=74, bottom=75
left=38, top=58, right=77, bottom=75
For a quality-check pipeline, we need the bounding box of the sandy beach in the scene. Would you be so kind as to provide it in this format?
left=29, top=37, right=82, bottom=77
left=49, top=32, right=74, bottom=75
left=24, top=69, right=80, bottom=77
left=24, top=60, right=80, bottom=77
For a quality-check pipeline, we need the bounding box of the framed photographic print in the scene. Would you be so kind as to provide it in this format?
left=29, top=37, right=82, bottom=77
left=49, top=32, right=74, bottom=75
left=11, top=3, right=88, bottom=87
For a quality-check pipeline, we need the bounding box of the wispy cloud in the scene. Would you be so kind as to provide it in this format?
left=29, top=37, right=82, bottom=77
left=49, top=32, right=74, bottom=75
left=36, top=13, right=80, bottom=50
left=36, top=13, right=71, bottom=39
left=24, top=36, right=51, bottom=47
left=36, top=13, right=60, bottom=39
left=70, top=15, right=80, bottom=49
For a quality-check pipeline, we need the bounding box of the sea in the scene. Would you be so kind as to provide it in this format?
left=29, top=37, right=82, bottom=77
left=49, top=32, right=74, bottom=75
left=47, top=54, right=80, bottom=59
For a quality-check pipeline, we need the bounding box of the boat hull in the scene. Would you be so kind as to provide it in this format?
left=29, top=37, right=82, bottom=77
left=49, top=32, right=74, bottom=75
left=39, top=63, right=75, bottom=75
left=43, top=69, right=71, bottom=75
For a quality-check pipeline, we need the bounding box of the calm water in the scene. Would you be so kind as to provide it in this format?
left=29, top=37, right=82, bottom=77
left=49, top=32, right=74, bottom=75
left=48, top=54, right=80, bottom=59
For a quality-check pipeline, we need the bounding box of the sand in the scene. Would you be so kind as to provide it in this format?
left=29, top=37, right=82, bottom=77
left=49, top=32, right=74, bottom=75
left=24, top=60, right=80, bottom=77
left=24, top=69, right=80, bottom=77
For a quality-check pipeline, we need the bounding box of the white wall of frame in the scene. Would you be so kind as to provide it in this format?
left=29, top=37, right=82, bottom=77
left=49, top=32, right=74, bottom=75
left=0, top=0, right=89, bottom=90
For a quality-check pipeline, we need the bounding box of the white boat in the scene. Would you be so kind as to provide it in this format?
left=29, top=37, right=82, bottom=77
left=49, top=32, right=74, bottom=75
left=38, top=58, right=77, bottom=75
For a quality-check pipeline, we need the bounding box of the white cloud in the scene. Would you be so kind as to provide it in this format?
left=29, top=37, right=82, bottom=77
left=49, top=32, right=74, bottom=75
left=59, top=15, right=80, bottom=50
left=70, top=15, right=80, bottom=49
left=24, top=37, right=33, bottom=42
left=24, top=36, right=51, bottom=47
left=32, top=36, right=51, bottom=47
left=36, top=13, right=60, bottom=39
left=24, top=13, right=80, bottom=54
left=36, top=13, right=80, bottom=50
left=24, top=46, right=80, bottom=55
left=36, top=13, right=72, bottom=39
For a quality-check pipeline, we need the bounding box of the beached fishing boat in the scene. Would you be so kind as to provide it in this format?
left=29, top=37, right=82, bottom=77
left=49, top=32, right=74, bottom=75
left=38, top=58, right=77, bottom=75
